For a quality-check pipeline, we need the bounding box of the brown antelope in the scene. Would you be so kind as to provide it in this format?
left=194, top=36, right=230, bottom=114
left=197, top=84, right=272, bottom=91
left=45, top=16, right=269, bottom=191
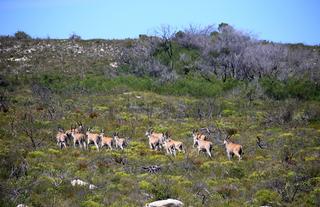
left=145, top=129, right=165, bottom=150
left=164, top=136, right=185, bottom=154
left=86, top=128, right=101, bottom=151
left=100, top=132, right=114, bottom=150
left=113, top=132, right=127, bottom=150
left=192, top=129, right=209, bottom=148
left=65, top=124, right=76, bottom=142
left=64, top=122, right=84, bottom=143
left=71, top=130, right=87, bottom=150
left=194, top=136, right=213, bottom=157
left=162, top=139, right=176, bottom=156
left=56, top=130, right=68, bottom=149
left=223, top=136, right=243, bottom=161
left=73, top=122, right=85, bottom=133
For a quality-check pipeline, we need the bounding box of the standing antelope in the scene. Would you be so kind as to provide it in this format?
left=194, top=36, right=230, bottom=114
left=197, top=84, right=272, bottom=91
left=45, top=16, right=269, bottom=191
left=71, top=130, right=87, bottom=150
left=162, top=139, right=176, bottom=156
left=65, top=125, right=76, bottom=143
left=113, top=132, right=127, bottom=150
left=56, top=130, right=68, bottom=149
left=194, top=136, right=213, bottom=157
left=223, top=136, right=243, bottom=161
left=164, top=136, right=185, bottom=154
left=100, top=132, right=114, bottom=150
left=192, top=129, right=209, bottom=148
left=86, top=128, right=101, bottom=151
left=145, top=129, right=165, bottom=150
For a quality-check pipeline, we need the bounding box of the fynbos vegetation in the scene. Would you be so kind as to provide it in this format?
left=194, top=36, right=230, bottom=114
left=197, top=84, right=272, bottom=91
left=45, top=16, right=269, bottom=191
left=0, top=24, right=319, bottom=206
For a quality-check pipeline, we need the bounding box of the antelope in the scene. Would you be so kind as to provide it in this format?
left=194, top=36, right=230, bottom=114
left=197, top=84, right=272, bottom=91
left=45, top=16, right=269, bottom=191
left=100, top=132, right=114, bottom=150
left=55, top=129, right=68, bottom=149
left=86, top=128, right=101, bottom=151
left=164, top=135, right=185, bottom=154
left=113, top=132, right=127, bottom=150
left=192, top=129, right=209, bottom=148
left=194, top=136, right=213, bottom=157
left=73, top=122, right=85, bottom=133
left=64, top=122, right=84, bottom=143
left=145, top=128, right=165, bottom=150
left=65, top=124, right=76, bottom=143
left=71, top=130, right=87, bottom=150
left=223, top=136, right=243, bottom=161
left=162, top=139, right=176, bottom=156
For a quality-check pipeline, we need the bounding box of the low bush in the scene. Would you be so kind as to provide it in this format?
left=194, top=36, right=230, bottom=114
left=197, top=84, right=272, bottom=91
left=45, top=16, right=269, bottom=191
left=261, top=77, right=320, bottom=100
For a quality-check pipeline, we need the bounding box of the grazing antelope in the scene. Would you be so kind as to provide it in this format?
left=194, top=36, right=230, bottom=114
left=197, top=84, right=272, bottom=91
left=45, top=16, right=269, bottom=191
left=100, top=132, right=114, bottom=150
left=194, top=136, right=213, bottom=157
left=86, top=128, right=101, bottom=151
left=145, top=129, right=165, bottom=150
left=113, top=132, right=127, bottom=150
left=71, top=130, right=87, bottom=150
left=56, top=129, right=68, bottom=149
left=192, top=129, right=209, bottom=148
left=162, top=139, right=176, bottom=156
left=223, top=136, right=243, bottom=161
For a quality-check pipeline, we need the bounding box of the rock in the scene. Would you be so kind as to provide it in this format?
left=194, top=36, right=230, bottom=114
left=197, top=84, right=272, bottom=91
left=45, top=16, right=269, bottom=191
left=145, top=199, right=184, bottom=207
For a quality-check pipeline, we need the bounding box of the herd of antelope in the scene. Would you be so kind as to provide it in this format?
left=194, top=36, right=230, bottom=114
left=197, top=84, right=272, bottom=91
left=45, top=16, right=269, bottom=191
left=56, top=122, right=243, bottom=161
left=55, top=122, right=128, bottom=152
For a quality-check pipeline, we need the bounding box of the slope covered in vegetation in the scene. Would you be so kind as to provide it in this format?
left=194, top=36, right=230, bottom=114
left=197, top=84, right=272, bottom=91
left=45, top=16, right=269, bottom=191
left=0, top=25, right=319, bottom=206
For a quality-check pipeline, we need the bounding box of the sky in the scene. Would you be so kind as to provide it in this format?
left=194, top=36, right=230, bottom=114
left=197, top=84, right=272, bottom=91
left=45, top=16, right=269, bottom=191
left=1, top=0, right=319, bottom=45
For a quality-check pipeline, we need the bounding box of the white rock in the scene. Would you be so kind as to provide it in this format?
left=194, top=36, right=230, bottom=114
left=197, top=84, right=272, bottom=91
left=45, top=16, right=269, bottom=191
left=89, top=184, right=97, bottom=190
left=109, top=62, right=118, bottom=68
left=145, top=199, right=184, bottom=207
left=17, top=204, right=28, bottom=207
left=71, top=179, right=88, bottom=186
left=71, top=179, right=97, bottom=190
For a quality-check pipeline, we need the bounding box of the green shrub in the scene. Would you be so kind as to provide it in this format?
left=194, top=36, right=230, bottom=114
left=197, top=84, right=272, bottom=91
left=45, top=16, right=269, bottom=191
left=307, top=187, right=320, bottom=206
left=254, top=189, right=281, bottom=206
left=14, top=31, right=31, bottom=40
left=28, top=151, right=45, bottom=159
left=261, top=77, right=320, bottom=100
left=229, top=166, right=245, bottom=179
left=81, top=200, right=102, bottom=207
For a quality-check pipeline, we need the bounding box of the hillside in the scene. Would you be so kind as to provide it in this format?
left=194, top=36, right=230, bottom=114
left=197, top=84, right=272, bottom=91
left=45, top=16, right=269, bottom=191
left=0, top=27, right=320, bottom=207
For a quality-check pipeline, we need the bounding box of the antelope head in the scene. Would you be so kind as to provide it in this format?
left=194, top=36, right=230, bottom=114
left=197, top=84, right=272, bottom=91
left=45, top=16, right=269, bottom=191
left=113, top=132, right=120, bottom=140
left=145, top=128, right=153, bottom=137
